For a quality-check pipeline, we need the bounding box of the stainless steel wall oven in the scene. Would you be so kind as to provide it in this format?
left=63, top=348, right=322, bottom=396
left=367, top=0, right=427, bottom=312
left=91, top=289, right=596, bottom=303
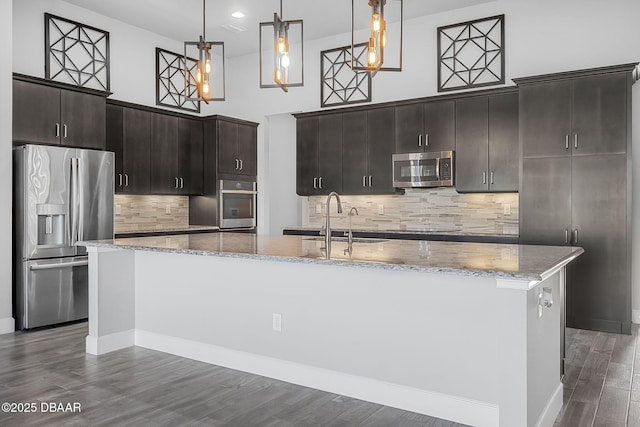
left=218, top=180, right=257, bottom=229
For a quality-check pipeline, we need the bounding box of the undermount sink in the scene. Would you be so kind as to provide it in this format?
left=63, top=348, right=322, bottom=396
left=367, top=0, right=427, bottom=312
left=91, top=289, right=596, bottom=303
left=302, top=236, right=387, bottom=244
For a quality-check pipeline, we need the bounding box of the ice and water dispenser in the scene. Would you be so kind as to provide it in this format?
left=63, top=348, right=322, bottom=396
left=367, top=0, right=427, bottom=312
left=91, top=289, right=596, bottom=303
left=36, top=203, right=67, bottom=247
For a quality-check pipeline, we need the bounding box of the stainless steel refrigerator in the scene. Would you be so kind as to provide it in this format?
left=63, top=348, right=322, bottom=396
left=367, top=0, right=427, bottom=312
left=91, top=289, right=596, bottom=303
left=13, top=144, right=114, bottom=330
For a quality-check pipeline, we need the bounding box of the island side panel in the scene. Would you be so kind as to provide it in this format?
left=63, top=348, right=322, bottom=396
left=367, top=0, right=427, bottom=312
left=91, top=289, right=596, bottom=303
left=85, top=247, right=136, bottom=355
left=132, top=251, right=517, bottom=425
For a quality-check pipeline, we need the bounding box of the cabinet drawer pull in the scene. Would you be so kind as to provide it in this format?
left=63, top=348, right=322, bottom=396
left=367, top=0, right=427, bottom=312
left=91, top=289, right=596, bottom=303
left=574, top=133, right=578, bottom=149
left=55, top=123, right=60, bottom=137
left=369, top=175, right=372, bottom=187
left=319, top=177, right=323, bottom=189
left=482, top=171, right=486, bottom=184
left=63, top=124, right=68, bottom=138
left=180, top=177, right=184, bottom=189
left=565, top=135, right=569, bottom=149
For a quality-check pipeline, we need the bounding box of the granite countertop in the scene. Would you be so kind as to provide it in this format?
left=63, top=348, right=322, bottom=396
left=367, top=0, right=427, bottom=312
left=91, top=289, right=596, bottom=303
left=114, top=225, right=219, bottom=237
left=79, top=232, right=583, bottom=281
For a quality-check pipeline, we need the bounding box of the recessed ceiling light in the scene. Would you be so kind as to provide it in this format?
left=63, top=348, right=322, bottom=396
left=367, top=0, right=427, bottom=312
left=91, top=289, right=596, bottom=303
left=231, top=11, right=245, bottom=19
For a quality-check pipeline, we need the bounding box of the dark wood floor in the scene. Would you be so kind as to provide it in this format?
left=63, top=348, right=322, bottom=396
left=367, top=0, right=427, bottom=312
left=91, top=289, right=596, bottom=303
left=554, top=325, right=640, bottom=426
left=0, top=322, right=467, bottom=426
left=1, top=322, right=638, bottom=426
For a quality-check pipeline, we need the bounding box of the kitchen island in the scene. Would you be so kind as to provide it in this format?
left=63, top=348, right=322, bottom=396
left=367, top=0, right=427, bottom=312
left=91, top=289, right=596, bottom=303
left=79, top=233, right=583, bottom=427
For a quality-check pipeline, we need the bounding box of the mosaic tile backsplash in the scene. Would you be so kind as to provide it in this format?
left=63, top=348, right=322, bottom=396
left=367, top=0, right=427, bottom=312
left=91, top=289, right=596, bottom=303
left=307, top=188, right=519, bottom=235
left=114, top=195, right=189, bottom=233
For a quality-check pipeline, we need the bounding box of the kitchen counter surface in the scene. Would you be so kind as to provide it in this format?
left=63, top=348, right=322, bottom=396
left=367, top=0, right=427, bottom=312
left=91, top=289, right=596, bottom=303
left=80, top=232, right=582, bottom=281
left=114, top=225, right=219, bottom=238
left=282, top=226, right=519, bottom=243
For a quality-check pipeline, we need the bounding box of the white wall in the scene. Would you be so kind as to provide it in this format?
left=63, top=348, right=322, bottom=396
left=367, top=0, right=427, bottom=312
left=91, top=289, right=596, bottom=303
left=12, top=0, right=232, bottom=115
left=0, top=1, right=14, bottom=334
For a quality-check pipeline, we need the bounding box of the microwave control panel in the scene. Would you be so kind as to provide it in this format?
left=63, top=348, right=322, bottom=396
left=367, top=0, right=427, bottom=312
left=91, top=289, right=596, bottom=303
left=440, top=158, right=452, bottom=180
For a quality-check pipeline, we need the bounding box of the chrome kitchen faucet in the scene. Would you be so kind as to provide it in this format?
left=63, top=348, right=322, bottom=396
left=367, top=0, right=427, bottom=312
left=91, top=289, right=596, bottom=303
left=324, top=192, right=343, bottom=259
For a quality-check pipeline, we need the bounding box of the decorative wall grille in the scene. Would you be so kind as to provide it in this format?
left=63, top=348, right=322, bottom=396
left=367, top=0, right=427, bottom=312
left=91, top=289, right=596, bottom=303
left=437, top=15, right=504, bottom=92
left=156, top=48, right=200, bottom=112
left=45, top=14, right=110, bottom=91
left=321, top=43, right=371, bottom=107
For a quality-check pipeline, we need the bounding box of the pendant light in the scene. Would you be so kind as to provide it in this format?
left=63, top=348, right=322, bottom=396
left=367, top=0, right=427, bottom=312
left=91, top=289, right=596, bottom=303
left=351, top=0, right=403, bottom=77
left=259, top=0, right=304, bottom=92
left=184, top=0, right=225, bottom=102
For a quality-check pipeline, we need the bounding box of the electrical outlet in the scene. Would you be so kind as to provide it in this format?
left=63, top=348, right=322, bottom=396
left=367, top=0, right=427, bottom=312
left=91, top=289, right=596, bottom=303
left=166, top=205, right=171, bottom=214
left=115, top=204, right=121, bottom=215
left=272, top=313, right=282, bottom=332
left=377, top=204, right=384, bottom=215
left=316, top=203, right=322, bottom=214
left=503, top=204, right=511, bottom=215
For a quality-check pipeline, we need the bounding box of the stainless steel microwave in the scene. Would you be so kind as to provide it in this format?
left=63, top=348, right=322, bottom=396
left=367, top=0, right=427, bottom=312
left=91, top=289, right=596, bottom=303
left=392, top=151, right=454, bottom=188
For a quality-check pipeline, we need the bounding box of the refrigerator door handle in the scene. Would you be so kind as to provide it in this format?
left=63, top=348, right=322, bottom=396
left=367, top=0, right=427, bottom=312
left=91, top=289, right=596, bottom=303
left=29, top=259, right=88, bottom=271
left=70, top=157, right=79, bottom=246
left=76, top=157, right=85, bottom=242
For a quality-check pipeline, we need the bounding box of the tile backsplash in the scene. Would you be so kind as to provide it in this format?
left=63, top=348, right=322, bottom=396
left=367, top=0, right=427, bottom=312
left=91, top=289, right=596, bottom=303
left=306, top=188, right=519, bottom=235
left=114, top=195, right=189, bottom=233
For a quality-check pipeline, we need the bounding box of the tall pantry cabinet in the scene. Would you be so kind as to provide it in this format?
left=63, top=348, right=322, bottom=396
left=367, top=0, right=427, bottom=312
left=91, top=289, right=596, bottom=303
left=515, top=64, right=635, bottom=334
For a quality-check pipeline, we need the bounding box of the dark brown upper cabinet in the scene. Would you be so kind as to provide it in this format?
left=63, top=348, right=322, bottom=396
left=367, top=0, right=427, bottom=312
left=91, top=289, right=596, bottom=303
left=342, top=108, right=395, bottom=194
left=13, top=77, right=106, bottom=150
left=296, top=115, right=342, bottom=196
left=217, top=119, right=258, bottom=179
left=394, top=100, right=455, bottom=153
left=519, top=73, right=628, bottom=158
left=454, top=91, right=518, bottom=193
left=106, top=105, right=150, bottom=194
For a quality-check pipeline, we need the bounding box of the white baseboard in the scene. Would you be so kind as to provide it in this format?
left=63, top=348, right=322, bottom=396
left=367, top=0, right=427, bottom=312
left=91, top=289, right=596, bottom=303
left=632, top=309, right=640, bottom=324
left=536, top=383, right=563, bottom=427
left=0, top=317, right=15, bottom=335
left=135, top=330, right=499, bottom=427
left=86, top=329, right=135, bottom=355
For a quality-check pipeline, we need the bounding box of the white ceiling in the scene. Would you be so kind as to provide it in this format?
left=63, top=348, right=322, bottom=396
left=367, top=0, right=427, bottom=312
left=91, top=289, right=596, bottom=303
left=62, top=0, right=495, bottom=57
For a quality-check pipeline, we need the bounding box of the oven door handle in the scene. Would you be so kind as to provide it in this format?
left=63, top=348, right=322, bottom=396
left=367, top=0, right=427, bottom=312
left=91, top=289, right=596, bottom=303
left=220, top=190, right=257, bottom=195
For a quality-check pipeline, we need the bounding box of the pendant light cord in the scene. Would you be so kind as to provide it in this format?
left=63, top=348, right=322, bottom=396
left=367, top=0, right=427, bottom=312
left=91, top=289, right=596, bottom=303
left=280, top=0, right=283, bottom=18
left=202, top=0, right=206, bottom=39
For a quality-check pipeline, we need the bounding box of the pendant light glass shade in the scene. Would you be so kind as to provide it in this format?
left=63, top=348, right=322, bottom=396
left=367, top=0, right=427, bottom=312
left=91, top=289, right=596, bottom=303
left=351, top=0, right=403, bottom=77
left=184, top=0, right=225, bottom=102
left=259, top=1, right=303, bottom=92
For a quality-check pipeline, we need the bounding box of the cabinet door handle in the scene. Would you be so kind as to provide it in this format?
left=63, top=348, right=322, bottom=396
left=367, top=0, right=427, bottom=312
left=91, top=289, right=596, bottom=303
left=124, top=174, right=129, bottom=187
left=55, top=123, right=60, bottom=137
left=482, top=171, right=486, bottom=184
left=565, top=135, right=569, bottom=149
left=425, top=134, right=429, bottom=147
left=418, top=134, right=422, bottom=146
left=118, top=173, right=123, bottom=187
left=369, top=176, right=372, bottom=187
left=490, top=171, right=494, bottom=185
left=235, top=159, right=239, bottom=170
left=565, top=229, right=569, bottom=244
left=180, top=177, right=184, bottom=189
left=63, top=124, right=68, bottom=138
left=362, top=176, right=367, bottom=187
left=574, top=229, right=579, bottom=245
left=239, top=159, right=243, bottom=171
left=319, top=177, right=323, bottom=189
left=574, top=133, right=578, bottom=149
left=174, top=177, right=179, bottom=189
left=313, top=177, right=318, bottom=189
